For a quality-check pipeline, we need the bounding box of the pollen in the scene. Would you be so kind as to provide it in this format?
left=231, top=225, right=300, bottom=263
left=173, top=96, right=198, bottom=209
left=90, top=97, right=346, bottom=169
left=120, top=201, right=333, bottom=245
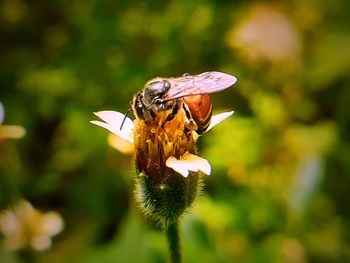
left=134, top=108, right=196, bottom=178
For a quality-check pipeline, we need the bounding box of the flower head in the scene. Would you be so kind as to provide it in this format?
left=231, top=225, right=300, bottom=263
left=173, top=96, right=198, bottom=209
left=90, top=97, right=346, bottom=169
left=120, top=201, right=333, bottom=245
left=91, top=110, right=233, bottom=177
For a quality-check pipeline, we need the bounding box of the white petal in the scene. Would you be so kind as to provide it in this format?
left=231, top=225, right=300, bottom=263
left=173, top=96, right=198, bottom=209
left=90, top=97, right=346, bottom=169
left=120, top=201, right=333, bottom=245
left=206, top=111, right=234, bottom=132
left=166, top=152, right=211, bottom=177
left=41, top=212, right=64, bottom=236
left=90, top=111, right=134, bottom=143
left=182, top=152, right=211, bottom=175
left=166, top=156, right=189, bottom=177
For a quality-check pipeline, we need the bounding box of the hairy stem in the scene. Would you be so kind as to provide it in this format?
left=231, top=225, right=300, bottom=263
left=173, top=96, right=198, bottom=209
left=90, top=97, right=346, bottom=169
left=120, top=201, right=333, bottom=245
left=165, top=221, right=182, bottom=263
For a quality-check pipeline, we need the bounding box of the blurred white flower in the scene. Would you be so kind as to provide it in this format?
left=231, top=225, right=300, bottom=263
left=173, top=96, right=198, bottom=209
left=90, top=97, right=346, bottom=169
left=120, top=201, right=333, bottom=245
left=0, top=125, right=26, bottom=139
left=0, top=102, right=4, bottom=124
left=0, top=102, right=26, bottom=139
left=0, top=200, right=64, bottom=251
left=226, top=4, right=301, bottom=65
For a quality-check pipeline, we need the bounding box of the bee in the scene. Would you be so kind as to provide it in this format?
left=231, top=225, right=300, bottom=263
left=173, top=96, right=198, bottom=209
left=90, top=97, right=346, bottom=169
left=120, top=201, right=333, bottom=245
left=132, top=71, right=237, bottom=134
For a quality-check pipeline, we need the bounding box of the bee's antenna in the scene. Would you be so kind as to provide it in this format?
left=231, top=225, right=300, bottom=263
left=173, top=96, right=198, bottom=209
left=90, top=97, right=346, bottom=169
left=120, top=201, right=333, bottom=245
left=120, top=109, right=133, bottom=130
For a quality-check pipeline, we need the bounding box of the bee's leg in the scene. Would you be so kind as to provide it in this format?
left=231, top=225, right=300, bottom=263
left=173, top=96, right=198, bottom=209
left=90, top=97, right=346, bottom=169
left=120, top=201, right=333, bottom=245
left=161, top=102, right=180, bottom=128
left=149, top=109, right=156, bottom=119
left=142, top=108, right=156, bottom=121
left=183, top=103, right=198, bottom=131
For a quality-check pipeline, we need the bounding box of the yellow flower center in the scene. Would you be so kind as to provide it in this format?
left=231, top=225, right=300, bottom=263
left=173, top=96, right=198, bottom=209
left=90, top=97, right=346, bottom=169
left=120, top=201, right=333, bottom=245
left=134, top=108, right=196, bottom=179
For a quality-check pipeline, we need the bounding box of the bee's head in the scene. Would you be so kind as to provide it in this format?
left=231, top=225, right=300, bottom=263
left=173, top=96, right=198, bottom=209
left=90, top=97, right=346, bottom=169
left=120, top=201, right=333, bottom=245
left=133, top=78, right=174, bottom=121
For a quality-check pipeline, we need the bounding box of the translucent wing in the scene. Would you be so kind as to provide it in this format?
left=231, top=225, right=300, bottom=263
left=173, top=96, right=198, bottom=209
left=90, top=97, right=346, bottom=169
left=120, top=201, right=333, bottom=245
left=162, top=71, right=237, bottom=101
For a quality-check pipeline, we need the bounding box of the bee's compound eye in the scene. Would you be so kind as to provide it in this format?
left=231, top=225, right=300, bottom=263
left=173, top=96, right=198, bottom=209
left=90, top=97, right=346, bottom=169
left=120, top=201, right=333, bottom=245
left=163, top=80, right=170, bottom=91
left=146, top=80, right=170, bottom=94
left=144, top=79, right=170, bottom=103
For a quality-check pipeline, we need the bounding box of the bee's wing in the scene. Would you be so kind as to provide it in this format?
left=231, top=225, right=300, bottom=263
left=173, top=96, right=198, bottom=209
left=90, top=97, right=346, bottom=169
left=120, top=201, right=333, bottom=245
left=163, top=71, right=237, bottom=101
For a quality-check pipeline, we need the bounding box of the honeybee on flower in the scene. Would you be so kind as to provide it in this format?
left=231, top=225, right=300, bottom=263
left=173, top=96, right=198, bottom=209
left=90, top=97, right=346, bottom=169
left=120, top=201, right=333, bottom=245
left=91, top=71, right=237, bottom=226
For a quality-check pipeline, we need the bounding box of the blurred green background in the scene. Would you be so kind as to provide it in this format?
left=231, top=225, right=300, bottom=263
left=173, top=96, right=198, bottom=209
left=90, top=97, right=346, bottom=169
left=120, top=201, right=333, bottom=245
left=1, top=0, right=349, bottom=262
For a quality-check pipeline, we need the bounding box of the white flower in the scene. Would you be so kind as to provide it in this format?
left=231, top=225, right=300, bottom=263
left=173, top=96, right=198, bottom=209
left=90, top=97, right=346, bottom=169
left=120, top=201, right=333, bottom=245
left=0, top=200, right=64, bottom=251
left=91, top=110, right=233, bottom=177
left=0, top=125, right=26, bottom=139
left=0, top=101, right=26, bottom=139
left=0, top=102, right=4, bottom=124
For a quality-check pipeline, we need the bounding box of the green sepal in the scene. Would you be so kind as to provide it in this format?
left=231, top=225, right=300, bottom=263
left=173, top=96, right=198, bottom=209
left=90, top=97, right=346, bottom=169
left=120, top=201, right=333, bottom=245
left=135, top=170, right=201, bottom=227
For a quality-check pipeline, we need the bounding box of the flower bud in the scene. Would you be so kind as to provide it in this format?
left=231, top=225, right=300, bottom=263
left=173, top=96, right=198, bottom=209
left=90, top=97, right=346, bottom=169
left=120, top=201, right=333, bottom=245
left=135, top=169, right=201, bottom=227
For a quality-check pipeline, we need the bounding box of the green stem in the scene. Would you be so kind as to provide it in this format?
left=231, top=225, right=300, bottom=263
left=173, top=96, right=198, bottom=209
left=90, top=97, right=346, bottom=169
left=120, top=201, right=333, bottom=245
left=165, top=221, right=182, bottom=263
